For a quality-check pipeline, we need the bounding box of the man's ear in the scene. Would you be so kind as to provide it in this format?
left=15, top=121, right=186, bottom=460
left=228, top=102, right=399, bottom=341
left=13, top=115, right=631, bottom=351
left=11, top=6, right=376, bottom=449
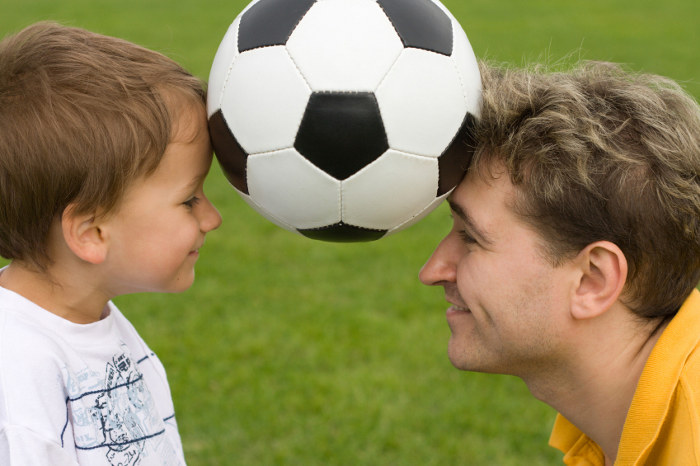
left=61, top=204, right=108, bottom=265
left=570, top=241, right=628, bottom=320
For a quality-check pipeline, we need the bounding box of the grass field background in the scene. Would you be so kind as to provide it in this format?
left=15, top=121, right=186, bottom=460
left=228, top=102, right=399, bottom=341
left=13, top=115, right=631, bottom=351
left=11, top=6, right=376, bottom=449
left=1, top=0, right=698, bottom=464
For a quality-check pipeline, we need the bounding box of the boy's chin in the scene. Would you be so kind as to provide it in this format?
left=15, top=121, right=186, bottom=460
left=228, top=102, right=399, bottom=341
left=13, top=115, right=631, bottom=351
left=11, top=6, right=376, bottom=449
left=168, top=276, right=195, bottom=294
left=156, top=270, right=196, bottom=294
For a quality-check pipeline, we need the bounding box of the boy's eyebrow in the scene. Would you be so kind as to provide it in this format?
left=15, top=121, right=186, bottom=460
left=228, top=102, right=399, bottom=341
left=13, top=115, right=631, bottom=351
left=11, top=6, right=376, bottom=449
left=183, top=169, right=209, bottom=191
left=447, top=199, right=493, bottom=245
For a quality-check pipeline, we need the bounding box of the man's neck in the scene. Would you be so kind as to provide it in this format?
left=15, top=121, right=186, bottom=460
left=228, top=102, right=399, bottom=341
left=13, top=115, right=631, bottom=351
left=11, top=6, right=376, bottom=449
left=524, top=307, right=668, bottom=463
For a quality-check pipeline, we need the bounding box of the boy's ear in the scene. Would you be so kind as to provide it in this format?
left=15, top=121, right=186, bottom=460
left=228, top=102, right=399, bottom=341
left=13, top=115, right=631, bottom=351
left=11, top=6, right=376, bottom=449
left=570, top=241, right=628, bottom=320
left=61, top=204, right=108, bottom=265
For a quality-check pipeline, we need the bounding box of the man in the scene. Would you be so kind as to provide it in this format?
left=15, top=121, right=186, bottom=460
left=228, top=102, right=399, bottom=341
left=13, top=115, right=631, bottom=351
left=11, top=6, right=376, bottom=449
left=419, top=61, right=700, bottom=464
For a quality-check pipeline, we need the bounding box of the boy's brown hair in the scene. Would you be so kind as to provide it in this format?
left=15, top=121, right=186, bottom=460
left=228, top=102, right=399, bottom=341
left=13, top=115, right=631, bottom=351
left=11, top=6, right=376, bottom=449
left=472, top=60, right=700, bottom=320
left=0, top=22, right=206, bottom=269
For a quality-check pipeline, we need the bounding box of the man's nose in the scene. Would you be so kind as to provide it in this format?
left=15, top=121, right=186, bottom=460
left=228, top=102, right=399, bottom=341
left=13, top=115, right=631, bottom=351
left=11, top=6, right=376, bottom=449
left=419, top=233, right=459, bottom=286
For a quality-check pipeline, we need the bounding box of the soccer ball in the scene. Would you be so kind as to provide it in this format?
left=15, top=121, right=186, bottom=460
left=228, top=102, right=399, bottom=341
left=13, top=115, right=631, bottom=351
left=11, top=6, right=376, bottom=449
left=207, top=0, right=481, bottom=242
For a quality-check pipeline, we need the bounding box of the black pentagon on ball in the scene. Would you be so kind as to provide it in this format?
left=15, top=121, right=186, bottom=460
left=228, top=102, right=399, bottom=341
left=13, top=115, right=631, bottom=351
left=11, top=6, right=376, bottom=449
left=294, top=92, right=389, bottom=181
left=377, top=0, right=453, bottom=56
left=238, top=0, right=316, bottom=52
left=437, top=112, right=478, bottom=196
left=299, top=222, right=387, bottom=242
left=209, top=109, right=250, bottom=194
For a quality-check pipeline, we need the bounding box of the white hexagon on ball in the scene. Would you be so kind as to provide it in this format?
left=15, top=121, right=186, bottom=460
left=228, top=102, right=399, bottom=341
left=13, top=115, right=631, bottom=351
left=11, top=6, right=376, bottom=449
left=389, top=191, right=449, bottom=234
left=220, top=46, right=311, bottom=155
left=247, top=148, right=341, bottom=229
left=451, top=22, right=482, bottom=114
left=376, top=48, right=467, bottom=158
left=342, top=150, right=439, bottom=230
left=206, top=16, right=240, bottom=118
left=286, top=0, right=403, bottom=92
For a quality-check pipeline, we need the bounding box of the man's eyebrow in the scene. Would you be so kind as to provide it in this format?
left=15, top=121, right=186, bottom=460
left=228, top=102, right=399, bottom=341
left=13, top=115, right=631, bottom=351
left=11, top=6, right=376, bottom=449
left=447, top=199, right=493, bottom=245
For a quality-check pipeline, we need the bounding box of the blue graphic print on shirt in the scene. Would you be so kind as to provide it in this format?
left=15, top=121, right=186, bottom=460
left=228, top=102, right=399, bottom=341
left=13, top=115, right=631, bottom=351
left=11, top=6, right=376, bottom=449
left=63, top=346, right=170, bottom=465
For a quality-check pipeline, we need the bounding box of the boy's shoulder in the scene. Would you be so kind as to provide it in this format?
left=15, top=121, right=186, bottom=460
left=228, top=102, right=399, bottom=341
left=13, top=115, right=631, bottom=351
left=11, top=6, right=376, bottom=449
left=0, top=291, right=92, bottom=412
left=0, top=287, right=139, bottom=378
left=0, top=287, right=152, bottom=412
left=0, top=289, right=76, bottom=432
left=0, top=288, right=68, bottom=364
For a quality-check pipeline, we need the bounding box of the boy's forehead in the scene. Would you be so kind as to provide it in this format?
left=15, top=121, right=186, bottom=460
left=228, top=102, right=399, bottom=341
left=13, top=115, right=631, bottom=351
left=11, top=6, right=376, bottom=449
left=169, top=100, right=208, bottom=145
left=139, top=100, right=210, bottom=186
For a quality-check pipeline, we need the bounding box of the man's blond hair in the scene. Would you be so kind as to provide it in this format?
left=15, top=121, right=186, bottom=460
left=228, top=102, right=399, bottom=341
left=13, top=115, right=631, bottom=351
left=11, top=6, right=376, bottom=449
left=472, top=60, right=700, bottom=319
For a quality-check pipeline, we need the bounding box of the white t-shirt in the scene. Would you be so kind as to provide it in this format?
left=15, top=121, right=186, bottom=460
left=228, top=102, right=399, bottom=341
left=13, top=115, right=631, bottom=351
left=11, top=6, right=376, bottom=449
left=0, top=285, right=186, bottom=465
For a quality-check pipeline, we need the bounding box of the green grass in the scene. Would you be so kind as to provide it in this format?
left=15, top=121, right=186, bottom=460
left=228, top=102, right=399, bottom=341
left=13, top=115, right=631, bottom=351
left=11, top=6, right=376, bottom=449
left=1, top=0, right=698, bottom=464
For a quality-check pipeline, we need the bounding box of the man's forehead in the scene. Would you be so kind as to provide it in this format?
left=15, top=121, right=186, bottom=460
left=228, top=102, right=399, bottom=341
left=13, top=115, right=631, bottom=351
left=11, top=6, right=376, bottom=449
left=446, top=169, right=521, bottom=240
left=454, top=166, right=518, bottom=203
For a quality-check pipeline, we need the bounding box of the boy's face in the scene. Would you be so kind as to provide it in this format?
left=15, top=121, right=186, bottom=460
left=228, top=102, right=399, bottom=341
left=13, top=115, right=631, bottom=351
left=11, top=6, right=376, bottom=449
left=419, top=164, right=574, bottom=377
left=103, top=102, right=222, bottom=295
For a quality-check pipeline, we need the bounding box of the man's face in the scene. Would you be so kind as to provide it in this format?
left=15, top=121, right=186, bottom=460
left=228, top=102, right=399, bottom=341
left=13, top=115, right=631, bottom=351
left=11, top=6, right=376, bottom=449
left=419, top=165, right=574, bottom=377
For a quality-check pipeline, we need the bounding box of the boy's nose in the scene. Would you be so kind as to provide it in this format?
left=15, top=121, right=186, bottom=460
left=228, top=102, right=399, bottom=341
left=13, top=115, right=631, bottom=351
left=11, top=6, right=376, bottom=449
left=200, top=197, right=223, bottom=233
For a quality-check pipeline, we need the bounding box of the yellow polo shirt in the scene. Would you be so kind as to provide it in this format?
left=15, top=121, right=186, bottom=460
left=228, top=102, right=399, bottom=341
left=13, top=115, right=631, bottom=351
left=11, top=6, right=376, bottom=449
left=549, top=289, right=700, bottom=465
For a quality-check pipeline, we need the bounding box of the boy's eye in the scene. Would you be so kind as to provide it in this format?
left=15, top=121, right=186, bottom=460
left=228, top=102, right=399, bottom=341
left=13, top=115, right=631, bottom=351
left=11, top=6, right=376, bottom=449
left=183, top=196, right=201, bottom=208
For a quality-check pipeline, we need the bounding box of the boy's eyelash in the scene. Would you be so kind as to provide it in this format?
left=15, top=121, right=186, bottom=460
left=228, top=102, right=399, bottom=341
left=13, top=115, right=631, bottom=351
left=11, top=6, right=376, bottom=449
left=183, top=196, right=201, bottom=208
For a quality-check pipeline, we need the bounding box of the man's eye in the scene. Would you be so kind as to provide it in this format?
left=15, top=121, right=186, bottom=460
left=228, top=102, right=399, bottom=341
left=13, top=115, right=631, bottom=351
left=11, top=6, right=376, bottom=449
left=458, top=230, right=478, bottom=245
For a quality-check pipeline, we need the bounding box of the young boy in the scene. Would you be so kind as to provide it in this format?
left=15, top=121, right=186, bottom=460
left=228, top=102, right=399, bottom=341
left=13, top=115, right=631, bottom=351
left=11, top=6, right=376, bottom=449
left=0, top=22, right=222, bottom=465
